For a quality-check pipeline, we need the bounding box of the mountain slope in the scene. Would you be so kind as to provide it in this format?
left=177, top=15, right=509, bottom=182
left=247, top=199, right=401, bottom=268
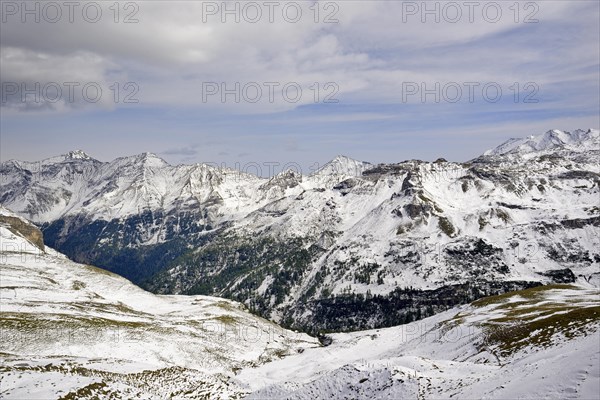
left=238, top=284, right=600, bottom=399
left=2, top=208, right=598, bottom=399
left=148, top=129, right=599, bottom=332
left=1, top=128, right=599, bottom=333
left=0, top=206, right=318, bottom=399
left=483, top=128, right=600, bottom=159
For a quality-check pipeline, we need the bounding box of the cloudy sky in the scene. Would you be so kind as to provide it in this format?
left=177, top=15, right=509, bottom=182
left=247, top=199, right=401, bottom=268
left=1, top=0, right=598, bottom=174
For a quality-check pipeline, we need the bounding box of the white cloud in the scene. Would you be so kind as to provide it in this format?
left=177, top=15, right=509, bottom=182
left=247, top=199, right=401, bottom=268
left=0, top=0, right=598, bottom=113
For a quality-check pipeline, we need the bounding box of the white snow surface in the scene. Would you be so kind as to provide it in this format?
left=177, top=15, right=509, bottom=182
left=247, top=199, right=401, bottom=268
left=238, top=285, right=600, bottom=399
left=1, top=207, right=598, bottom=398
left=483, top=128, right=599, bottom=159
left=0, top=207, right=318, bottom=398
left=1, top=128, right=599, bottom=314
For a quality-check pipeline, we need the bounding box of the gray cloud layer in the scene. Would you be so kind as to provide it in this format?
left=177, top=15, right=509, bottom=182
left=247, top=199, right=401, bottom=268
left=1, top=1, right=598, bottom=167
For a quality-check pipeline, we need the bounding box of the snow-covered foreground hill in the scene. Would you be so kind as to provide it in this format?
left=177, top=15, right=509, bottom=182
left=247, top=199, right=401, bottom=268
left=0, top=207, right=318, bottom=399
left=239, top=284, right=600, bottom=399
left=1, top=207, right=598, bottom=399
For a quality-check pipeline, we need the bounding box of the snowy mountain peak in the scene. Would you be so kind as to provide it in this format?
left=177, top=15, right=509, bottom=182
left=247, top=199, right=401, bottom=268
left=276, top=168, right=302, bottom=179
left=118, top=152, right=170, bottom=168
left=483, top=128, right=599, bottom=158
left=313, top=155, right=373, bottom=177
left=33, top=150, right=99, bottom=165
left=140, top=152, right=168, bottom=164
left=65, top=149, right=93, bottom=160
left=260, top=168, right=302, bottom=191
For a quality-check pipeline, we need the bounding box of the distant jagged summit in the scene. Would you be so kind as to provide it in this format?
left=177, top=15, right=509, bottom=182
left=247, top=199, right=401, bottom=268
left=312, top=155, right=373, bottom=177
left=10, top=150, right=100, bottom=166
left=483, top=129, right=599, bottom=158
left=118, top=152, right=170, bottom=168
left=64, top=150, right=93, bottom=160
left=48, top=150, right=96, bottom=163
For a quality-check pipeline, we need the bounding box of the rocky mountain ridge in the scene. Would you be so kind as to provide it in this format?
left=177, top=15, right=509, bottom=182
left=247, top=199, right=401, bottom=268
left=1, top=128, right=598, bottom=333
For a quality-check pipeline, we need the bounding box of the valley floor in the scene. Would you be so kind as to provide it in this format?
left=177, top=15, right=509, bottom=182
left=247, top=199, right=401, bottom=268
left=238, top=285, right=600, bottom=399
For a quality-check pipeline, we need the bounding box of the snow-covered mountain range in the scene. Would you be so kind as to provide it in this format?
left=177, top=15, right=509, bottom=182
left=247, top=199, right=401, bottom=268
left=1, top=128, right=599, bottom=333
left=483, top=128, right=600, bottom=159
left=1, top=207, right=598, bottom=398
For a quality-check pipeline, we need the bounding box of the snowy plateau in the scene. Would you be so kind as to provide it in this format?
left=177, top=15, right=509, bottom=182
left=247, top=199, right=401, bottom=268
left=0, top=128, right=599, bottom=399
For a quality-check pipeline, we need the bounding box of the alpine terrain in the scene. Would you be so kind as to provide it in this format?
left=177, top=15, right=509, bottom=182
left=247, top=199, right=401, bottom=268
left=0, top=206, right=318, bottom=398
left=1, top=128, right=599, bottom=334
left=1, top=206, right=598, bottom=398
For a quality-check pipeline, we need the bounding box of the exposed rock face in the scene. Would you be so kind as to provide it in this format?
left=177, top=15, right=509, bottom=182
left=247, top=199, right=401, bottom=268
left=0, top=215, right=45, bottom=251
left=538, top=268, right=577, bottom=284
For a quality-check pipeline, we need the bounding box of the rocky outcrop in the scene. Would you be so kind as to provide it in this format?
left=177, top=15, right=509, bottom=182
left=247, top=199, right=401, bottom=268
left=0, top=215, right=45, bottom=251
